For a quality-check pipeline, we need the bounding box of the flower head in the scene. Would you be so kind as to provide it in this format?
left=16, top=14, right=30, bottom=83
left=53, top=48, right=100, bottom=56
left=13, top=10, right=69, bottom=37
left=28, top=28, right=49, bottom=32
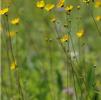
left=76, top=29, right=84, bottom=38
left=77, top=5, right=80, bottom=10
left=44, top=4, right=55, bottom=11
left=65, top=5, right=73, bottom=12
left=10, top=18, right=20, bottom=25
left=8, top=31, right=17, bottom=37
left=0, top=8, right=9, bottom=15
left=10, top=61, right=16, bottom=70
left=36, top=0, right=45, bottom=9
left=95, top=16, right=101, bottom=21
left=83, top=0, right=90, bottom=4
left=95, top=1, right=101, bottom=8
left=60, top=34, right=69, bottom=42
left=56, top=0, right=65, bottom=8
left=51, top=16, right=56, bottom=23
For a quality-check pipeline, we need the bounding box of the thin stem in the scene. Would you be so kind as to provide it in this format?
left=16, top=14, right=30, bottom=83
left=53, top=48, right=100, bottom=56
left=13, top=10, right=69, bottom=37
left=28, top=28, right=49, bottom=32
left=2, top=16, right=13, bottom=97
left=5, top=14, right=24, bottom=100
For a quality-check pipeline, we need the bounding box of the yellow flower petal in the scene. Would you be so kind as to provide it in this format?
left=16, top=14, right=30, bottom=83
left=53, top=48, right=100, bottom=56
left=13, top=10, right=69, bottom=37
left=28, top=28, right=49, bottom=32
left=77, top=5, right=80, bottom=10
left=56, top=0, right=64, bottom=8
left=10, top=18, right=20, bottom=25
left=65, top=5, right=73, bottom=12
left=60, top=34, right=69, bottom=42
left=95, top=16, right=101, bottom=21
left=0, top=8, right=9, bottom=15
left=36, top=0, right=45, bottom=9
left=83, top=0, right=90, bottom=4
left=10, top=61, right=16, bottom=70
left=8, top=31, right=16, bottom=37
left=44, top=4, right=55, bottom=11
left=76, top=29, right=84, bottom=38
left=50, top=16, right=56, bottom=23
left=95, top=1, right=101, bottom=8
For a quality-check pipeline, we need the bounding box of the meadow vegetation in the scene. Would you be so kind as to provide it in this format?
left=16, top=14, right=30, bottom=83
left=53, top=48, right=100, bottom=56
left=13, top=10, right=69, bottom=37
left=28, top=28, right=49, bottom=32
left=0, top=0, right=101, bottom=100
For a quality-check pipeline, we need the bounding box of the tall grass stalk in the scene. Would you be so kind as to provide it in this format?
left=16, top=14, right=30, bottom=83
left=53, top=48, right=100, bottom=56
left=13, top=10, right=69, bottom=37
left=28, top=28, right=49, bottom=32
left=4, top=13, right=24, bottom=100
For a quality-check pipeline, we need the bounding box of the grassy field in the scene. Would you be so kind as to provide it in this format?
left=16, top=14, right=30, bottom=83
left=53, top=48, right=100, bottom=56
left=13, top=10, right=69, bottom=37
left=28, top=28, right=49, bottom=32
left=1, top=0, right=101, bottom=100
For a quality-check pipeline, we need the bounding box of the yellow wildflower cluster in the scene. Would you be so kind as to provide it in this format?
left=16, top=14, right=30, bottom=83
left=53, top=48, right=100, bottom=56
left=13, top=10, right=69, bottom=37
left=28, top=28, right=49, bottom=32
left=60, top=34, right=69, bottom=42
left=94, top=1, right=101, bottom=22
left=0, top=8, right=9, bottom=15
left=36, top=0, right=74, bottom=13
left=36, top=0, right=55, bottom=11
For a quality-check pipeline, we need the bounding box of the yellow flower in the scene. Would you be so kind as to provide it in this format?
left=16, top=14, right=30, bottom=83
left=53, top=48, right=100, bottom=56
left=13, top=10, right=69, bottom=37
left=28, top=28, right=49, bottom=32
left=65, top=5, right=73, bottom=12
left=10, top=61, right=16, bottom=70
left=10, top=18, right=20, bottom=25
left=83, top=0, right=90, bottom=4
left=36, top=0, right=45, bottom=9
left=8, top=31, right=16, bottom=37
left=95, top=16, right=101, bottom=21
left=0, top=8, right=9, bottom=15
left=95, top=1, right=101, bottom=8
left=77, top=5, right=80, bottom=10
left=56, top=0, right=64, bottom=8
left=76, top=29, right=84, bottom=38
left=44, top=4, right=55, bottom=11
left=51, top=16, right=56, bottom=23
left=60, top=34, right=69, bottom=42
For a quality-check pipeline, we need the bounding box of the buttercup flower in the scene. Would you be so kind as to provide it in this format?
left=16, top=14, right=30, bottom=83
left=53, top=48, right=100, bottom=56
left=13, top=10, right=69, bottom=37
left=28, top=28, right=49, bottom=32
left=76, top=29, right=84, bottom=38
left=8, top=31, right=17, bottom=37
left=95, top=1, right=101, bottom=8
left=83, top=0, right=90, bottom=4
left=10, top=61, right=17, bottom=70
left=10, top=18, right=20, bottom=25
left=56, top=0, right=65, bottom=8
left=36, top=0, right=45, bottom=9
left=95, top=16, right=101, bottom=21
left=65, top=5, right=73, bottom=12
left=51, top=16, right=56, bottom=23
left=0, top=8, right=9, bottom=15
left=77, top=5, right=80, bottom=10
left=44, top=4, right=55, bottom=11
left=60, top=34, right=69, bottom=42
